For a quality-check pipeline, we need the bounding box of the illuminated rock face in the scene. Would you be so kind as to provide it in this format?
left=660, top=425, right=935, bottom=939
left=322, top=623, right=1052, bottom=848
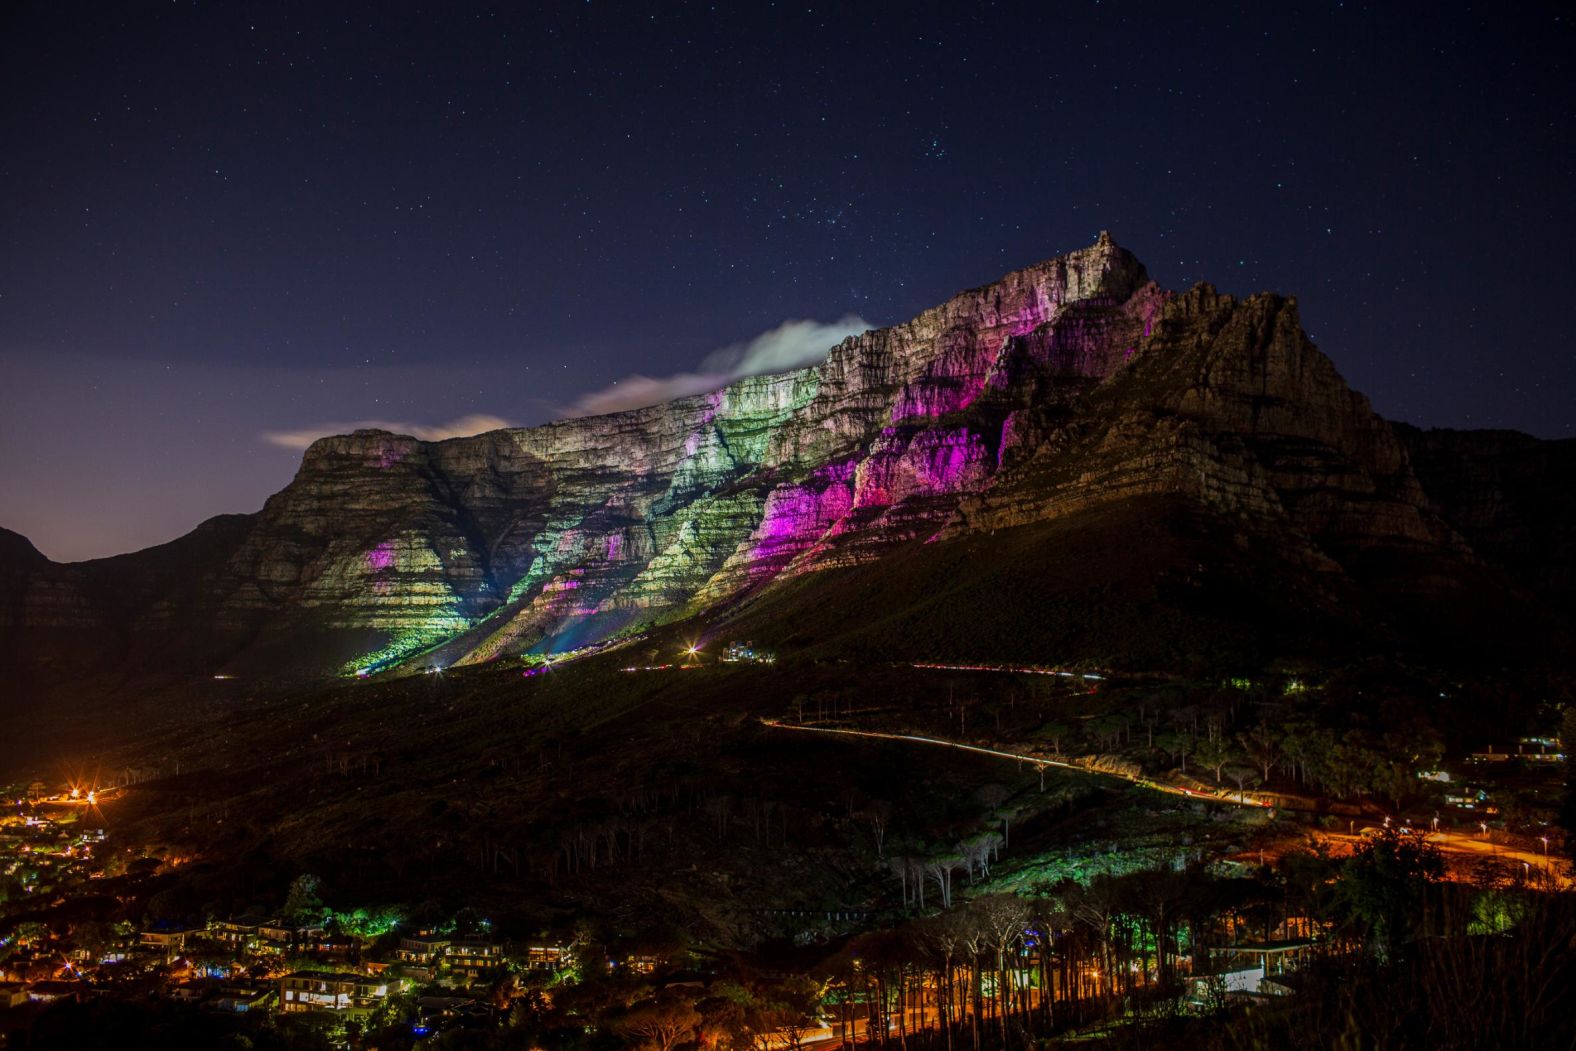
left=193, top=233, right=1169, bottom=671
left=0, top=233, right=1506, bottom=675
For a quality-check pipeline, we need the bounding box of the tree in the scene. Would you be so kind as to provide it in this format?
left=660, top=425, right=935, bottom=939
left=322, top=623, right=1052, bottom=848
left=862, top=800, right=893, bottom=859
left=1370, top=758, right=1413, bottom=812
left=616, top=990, right=701, bottom=1051
left=282, top=874, right=326, bottom=925
left=1334, top=828, right=1444, bottom=961
left=970, top=894, right=1029, bottom=1046
left=1224, top=765, right=1261, bottom=803
left=1563, top=705, right=1576, bottom=863
left=1326, top=733, right=1381, bottom=799
left=1193, top=737, right=1236, bottom=783
left=1238, top=723, right=1280, bottom=783
left=977, top=784, right=1011, bottom=846
left=1156, top=732, right=1191, bottom=774
left=1036, top=720, right=1073, bottom=757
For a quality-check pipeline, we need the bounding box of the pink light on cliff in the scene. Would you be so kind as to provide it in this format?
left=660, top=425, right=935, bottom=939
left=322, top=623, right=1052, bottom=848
left=366, top=541, right=396, bottom=572
left=1009, top=303, right=1054, bottom=338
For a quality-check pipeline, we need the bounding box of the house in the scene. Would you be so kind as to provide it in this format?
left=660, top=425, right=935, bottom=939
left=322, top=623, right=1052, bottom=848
left=210, top=983, right=275, bottom=1014
left=444, top=938, right=504, bottom=979
left=303, top=931, right=359, bottom=962
left=523, top=944, right=571, bottom=970
left=257, top=920, right=325, bottom=952
left=208, top=915, right=269, bottom=949
left=27, top=980, right=86, bottom=1003
left=397, top=932, right=451, bottom=964
left=139, top=927, right=198, bottom=956
left=616, top=952, right=666, bottom=975
left=722, top=640, right=776, bottom=664
left=170, top=982, right=210, bottom=1003
left=278, top=971, right=389, bottom=1013
left=417, top=994, right=494, bottom=1029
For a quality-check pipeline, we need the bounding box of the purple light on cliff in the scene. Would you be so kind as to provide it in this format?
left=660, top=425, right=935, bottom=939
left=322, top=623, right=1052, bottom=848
left=923, top=439, right=973, bottom=489
left=366, top=541, right=396, bottom=572
left=374, top=440, right=406, bottom=470
left=746, top=462, right=856, bottom=577
left=895, top=380, right=984, bottom=421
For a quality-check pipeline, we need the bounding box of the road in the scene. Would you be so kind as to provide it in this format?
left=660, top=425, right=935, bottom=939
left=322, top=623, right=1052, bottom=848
left=1311, top=829, right=1572, bottom=889
left=764, top=719, right=1572, bottom=888
left=761, top=719, right=1270, bottom=810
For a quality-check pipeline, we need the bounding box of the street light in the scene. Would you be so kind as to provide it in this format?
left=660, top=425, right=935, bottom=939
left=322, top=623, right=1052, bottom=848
left=1541, top=836, right=1550, bottom=856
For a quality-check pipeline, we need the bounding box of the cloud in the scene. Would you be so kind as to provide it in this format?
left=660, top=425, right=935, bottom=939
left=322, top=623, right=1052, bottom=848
left=565, top=315, right=871, bottom=417
left=261, top=413, right=513, bottom=449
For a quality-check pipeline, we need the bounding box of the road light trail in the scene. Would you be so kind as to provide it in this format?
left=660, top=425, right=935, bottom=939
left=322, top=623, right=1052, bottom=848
left=760, top=719, right=1263, bottom=809
left=765, top=720, right=1572, bottom=889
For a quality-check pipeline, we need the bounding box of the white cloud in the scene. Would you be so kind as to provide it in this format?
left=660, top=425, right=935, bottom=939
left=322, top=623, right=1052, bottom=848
left=262, top=413, right=513, bottom=449
left=565, top=315, right=870, bottom=417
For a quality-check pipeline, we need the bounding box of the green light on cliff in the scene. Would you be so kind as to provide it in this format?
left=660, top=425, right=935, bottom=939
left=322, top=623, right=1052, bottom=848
left=341, top=607, right=471, bottom=677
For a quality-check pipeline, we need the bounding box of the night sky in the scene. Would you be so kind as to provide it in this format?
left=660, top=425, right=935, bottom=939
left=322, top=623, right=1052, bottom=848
left=2, top=3, right=1572, bottom=561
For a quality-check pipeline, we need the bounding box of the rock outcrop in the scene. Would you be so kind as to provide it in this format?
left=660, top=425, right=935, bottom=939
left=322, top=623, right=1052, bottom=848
left=1, top=234, right=1558, bottom=678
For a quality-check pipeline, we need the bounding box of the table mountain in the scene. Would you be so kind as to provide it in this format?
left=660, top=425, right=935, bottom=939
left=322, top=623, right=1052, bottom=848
left=3, top=234, right=1567, bottom=679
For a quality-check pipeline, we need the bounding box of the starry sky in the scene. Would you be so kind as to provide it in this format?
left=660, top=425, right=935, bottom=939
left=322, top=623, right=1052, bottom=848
left=2, top=2, right=1572, bottom=561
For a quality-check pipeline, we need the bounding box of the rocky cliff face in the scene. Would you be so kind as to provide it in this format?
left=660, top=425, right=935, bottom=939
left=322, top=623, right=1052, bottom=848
left=2, top=234, right=1556, bottom=678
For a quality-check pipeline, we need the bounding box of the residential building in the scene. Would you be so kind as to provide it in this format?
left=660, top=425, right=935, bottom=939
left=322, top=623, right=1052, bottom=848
left=445, top=938, right=504, bottom=979
left=523, top=944, right=571, bottom=970
left=139, top=927, right=198, bottom=956
left=208, top=915, right=269, bottom=949
left=258, top=920, right=325, bottom=953
left=211, top=983, right=276, bottom=1014
left=397, top=932, right=451, bottom=964
left=278, top=971, right=389, bottom=1013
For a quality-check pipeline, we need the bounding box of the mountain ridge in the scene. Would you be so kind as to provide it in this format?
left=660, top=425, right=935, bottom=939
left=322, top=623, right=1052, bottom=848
left=3, top=235, right=1570, bottom=680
